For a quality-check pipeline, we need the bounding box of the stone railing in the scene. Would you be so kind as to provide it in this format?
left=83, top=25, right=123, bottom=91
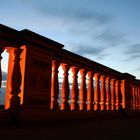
left=0, top=24, right=140, bottom=113
left=50, top=49, right=140, bottom=112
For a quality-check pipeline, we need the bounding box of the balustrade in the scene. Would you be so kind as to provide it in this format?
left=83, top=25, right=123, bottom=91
left=1, top=24, right=140, bottom=116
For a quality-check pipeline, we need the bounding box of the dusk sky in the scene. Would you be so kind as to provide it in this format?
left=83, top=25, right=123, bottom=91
left=1, top=0, right=140, bottom=79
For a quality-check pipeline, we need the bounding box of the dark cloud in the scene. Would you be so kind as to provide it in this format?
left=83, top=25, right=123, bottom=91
left=125, top=43, right=140, bottom=61
left=126, top=44, right=140, bottom=54
left=95, top=29, right=127, bottom=46
left=30, top=0, right=109, bottom=21
left=70, top=43, right=107, bottom=60
left=135, top=67, right=140, bottom=71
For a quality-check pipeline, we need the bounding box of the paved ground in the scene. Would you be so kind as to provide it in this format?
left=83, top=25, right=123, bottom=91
left=0, top=117, right=140, bottom=140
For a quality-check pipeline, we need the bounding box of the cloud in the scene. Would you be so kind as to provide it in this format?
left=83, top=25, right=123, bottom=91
left=1, top=0, right=130, bottom=61
left=68, top=43, right=108, bottom=60
left=125, top=43, right=140, bottom=61
left=135, top=67, right=140, bottom=71
left=95, top=29, right=127, bottom=46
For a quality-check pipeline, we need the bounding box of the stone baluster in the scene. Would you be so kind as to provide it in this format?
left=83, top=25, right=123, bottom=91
left=115, top=80, right=121, bottom=110
left=0, top=48, right=4, bottom=88
left=100, top=75, right=105, bottom=110
left=111, top=79, right=115, bottom=110
left=138, top=87, right=140, bottom=110
left=135, top=86, right=138, bottom=110
left=50, top=60, right=60, bottom=110
left=5, top=47, right=22, bottom=110
left=79, top=69, right=87, bottom=110
left=94, top=73, right=100, bottom=110
left=132, top=85, right=135, bottom=110
left=61, top=63, right=70, bottom=110
left=87, top=71, right=94, bottom=111
left=137, top=86, right=139, bottom=110
left=121, top=80, right=125, bottom=109
left=71, top=66, right=79, bottom=111
left=106, top=77, right=111, bottom=110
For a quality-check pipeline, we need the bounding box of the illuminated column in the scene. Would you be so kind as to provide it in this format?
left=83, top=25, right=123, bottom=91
left=100, top=75, right=105, bottom=110
left=106, top=77, right=111, bottom=110
left=111, top=79, right=115, bottom=110
left=71, top=66, right=79, bottom=111
left=87, top=71, right=94, bottom=111
left=0, top=48, right=4, bottom=88
left=79, top=69, right=87, bottom=110
left=138, top=87, right=140, bottom=110
left=50, top=60, right=60, bottom=110
left=115, top=80, right=121, bottom=110
left=61, top=63, right=70, bottom=110
left=5, top=48, right=22, bottom=110
left=94, top=73, right=100, bottom=110
left=135, top=86, right=138, bottom=110
left=121, top=80, right=125, bottom=109
left=136, top=86, right=139, bottom=110
left=132, top=85, right=135, bottom=110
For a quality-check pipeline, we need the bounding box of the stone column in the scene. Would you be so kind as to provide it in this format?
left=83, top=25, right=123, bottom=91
left=132, top=85, right=135, bottom=110
left=0, top=48, right=4, bottom=88
left=111, top=79, right=115, bottom=110
left=138, top=87, right=140, bottom=110
left=121, top=80, right=126, bottom=109
left=115, top=80, right=121, bottom=110
left=106, top=77, right=111, bottom=110
left=87, top=71, right=94, bottom=111
left=79, top=69, right=87, bottom=111
left=100, top=75, right=105, bottom=111
left=5, top=47, right=22, bottom=110
left=71, top=66, right=79, bottom=111
left=136, top=86, right=139, bottom=110
left=50, top=60, right=60, bottom=110
left=94, top=73, right=100, bottom=110
left=61, top=63, right=70, bottom=110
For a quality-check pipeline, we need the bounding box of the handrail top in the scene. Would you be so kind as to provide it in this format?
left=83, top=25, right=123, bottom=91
left=0, top=24, right=64, bottom=51
left=20, top=29, right=64, bottom=50
left=60, top=49, right=122, bottom=77
left=0, top=24, right=19, bottom=46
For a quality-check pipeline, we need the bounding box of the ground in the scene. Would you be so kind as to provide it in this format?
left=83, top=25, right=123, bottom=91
left=0, top=117, right=140, bottom=140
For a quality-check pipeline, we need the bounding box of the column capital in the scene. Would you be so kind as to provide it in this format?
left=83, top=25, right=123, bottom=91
left=100, top=75, right=106, bottom=81
left=94, top=73, right=100, bottom=81
left=106, top=77, right=111, bottom=83
left=61, top=63, right=70, bottom=72
left=115, top=80, right=120, bottom=86
left=52, top=60, right=60, bottom=69
left=71, top=66, right=79, bottom=74
left=80, top=69, right=87, bottom=76
left=87, top=71, right=94, bottom=78
left=111, top=78, right=116, bottom=84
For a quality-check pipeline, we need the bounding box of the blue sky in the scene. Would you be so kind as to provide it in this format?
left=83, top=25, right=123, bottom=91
left=1, top=0, right=140, bottom=79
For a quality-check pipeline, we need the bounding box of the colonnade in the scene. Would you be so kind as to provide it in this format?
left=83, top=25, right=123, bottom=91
left=51, top=60, right=127, bottom=111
